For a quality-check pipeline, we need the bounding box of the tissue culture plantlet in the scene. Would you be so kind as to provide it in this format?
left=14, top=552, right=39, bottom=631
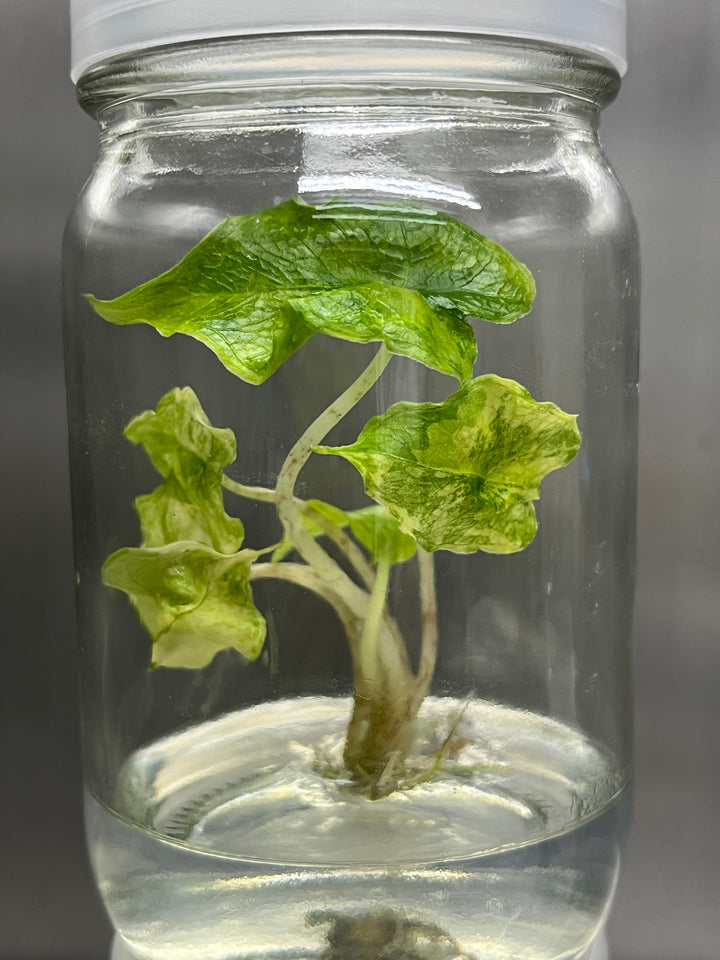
left=88, top=198, right=580, bottom=797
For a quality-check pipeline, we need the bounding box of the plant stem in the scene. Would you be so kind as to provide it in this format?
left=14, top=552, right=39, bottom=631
left=221, top=478, right=377, bottom=590
left=242, top=346, right=441, bottom=794
left=302, top=503, right=376, bottom=590
left=415, top=549, right=438, bottom=707
left=221, top=477, right=277, bottom=503
left=274, top=346, right=391, bottom=602
left=343, top=550, right=440, bottom=790
left=250, top=562, right=362, bottom=645
left=356, top=556, right=392, bottom=686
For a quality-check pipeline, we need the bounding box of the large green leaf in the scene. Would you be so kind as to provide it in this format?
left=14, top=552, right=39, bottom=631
left=86, top=199, right=535, bottom=385
left=315, top=375, right=580, bottom=555
left=126, top=387, right=244, bottom=554
left=103, top=543, right=266, bottom=669
left=289, top=284, right=477, bottom=384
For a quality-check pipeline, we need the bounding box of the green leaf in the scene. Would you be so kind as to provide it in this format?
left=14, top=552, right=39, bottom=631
left=306, top=500, right=417, bottom=565
left=104, top=389, right=266, bottom=669
left=288, top=284, right=477, bottom=383
left=343, top=506, right=417, bottom=565
left=302, top=499, right=350, bottom=534
left=314, top=375, right=580, bottom=555
left=86, top=199, right=535, bottom=385
left=299, top=199, right=535, bottom=323
left=271, top=500, right=416, bottom=565
left=103, top=543, right=266, bottom=669
left=126, top=387, right=244, bottom=554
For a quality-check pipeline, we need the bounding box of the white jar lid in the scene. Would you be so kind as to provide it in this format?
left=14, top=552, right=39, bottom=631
left=70, top=0, right=627, bottom=83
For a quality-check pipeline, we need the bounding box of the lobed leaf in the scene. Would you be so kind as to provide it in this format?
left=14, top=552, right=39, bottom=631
left=315, top=375, right=580, bottom=555
left=86, top=199, right=535, bottom=385
left=105, top=388, right=268, bottom=669
left=126, top=387, right=244, bottom=554
left=103, top=543, right=266, bottom=669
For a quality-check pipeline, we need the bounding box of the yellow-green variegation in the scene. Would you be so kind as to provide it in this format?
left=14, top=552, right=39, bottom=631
left=315, top=375, right=580, bottom=555
left=103, top=388, right=266, bottom=669
left=126, top=386, right=244, bottom=554
left=103, top=543, right=265, bottom=669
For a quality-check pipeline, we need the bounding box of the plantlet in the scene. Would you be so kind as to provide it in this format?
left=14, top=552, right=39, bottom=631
left=88, top=198, right=580, bottom=797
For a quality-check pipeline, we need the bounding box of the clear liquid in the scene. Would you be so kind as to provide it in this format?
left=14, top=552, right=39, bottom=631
left=87, top=697, right=625, bottom=960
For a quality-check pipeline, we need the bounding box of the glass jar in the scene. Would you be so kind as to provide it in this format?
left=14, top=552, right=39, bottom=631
left=64, top=14, right=637, bottom=960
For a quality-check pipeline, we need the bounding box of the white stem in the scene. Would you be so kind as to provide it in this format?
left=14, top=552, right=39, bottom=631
left=415, top=548, right=439, bottom=705
left=275, top=345, right=391, bottom=596
left=357, top=556, right=392, bottom=686
left=222, top=478, right=376, bottom=588
left=250, top=562, right=361, bottom=642
left=302, top=503, right=376, bottom=590
left=221, top=477, right=277, bottom=502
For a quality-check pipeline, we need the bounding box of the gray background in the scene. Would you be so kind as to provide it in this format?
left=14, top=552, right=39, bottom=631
left=0, top=1, right=718, bottom=957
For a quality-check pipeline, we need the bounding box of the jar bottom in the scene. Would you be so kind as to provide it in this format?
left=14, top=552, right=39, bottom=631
left=88, top=697, right=624, bottom=960
left=109, top=930, right=611, bottom=960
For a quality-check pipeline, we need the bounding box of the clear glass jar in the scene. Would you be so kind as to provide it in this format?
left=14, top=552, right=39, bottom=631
left=64, top=32, right=637, bottom=960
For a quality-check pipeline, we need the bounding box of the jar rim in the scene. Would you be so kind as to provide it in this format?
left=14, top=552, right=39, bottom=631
left=70, top=0, right=628, bottom=83
left=76, top=32, right=622, bottom=117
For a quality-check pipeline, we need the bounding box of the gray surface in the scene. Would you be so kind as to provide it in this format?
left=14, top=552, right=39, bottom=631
left=0, top=1, right=718, bottom=958
left=602, top=4, right=720, bottom=957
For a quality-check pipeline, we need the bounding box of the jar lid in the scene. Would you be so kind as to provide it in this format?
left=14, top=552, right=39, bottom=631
left=70, top=0, right=627, bottom=83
